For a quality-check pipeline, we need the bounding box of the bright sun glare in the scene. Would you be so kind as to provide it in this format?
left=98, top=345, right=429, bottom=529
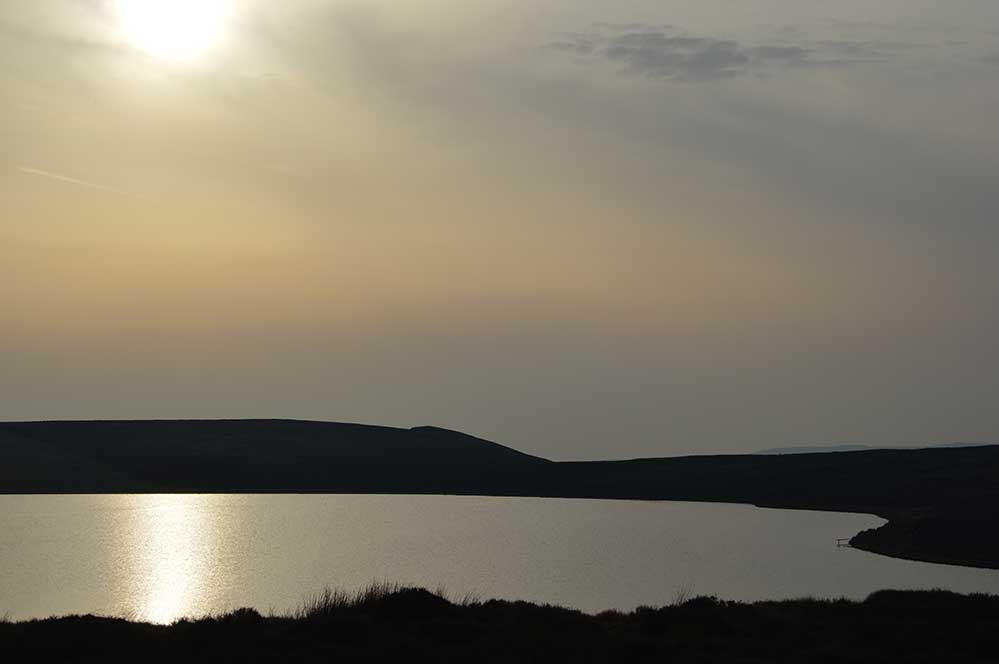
left=117, top=0, right=228, bottom=61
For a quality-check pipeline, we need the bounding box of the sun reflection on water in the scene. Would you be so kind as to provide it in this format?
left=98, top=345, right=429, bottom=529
left=128, top=495, right=212, bottom=624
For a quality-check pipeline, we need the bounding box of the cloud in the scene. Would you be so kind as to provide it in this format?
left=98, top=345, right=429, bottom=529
left=548, top=32, right=601, bottom=55
left=548, top=25, right=931, bottom=81
left=814, top=39, right=926, bottom=58
left=549, top=27, right=813, bottom=81
left=0, top=2, right=117, bottom=52
left=605, top=33, right=751, bottom=81
left=18, top=166, right=128, bottom=196
left=752, top=46, right=810, bottom=61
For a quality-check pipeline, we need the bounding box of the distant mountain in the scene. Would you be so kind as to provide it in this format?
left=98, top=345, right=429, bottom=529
left=757, top=442, right=995, bottom=455
left=757, top=444, right=874, bottom=455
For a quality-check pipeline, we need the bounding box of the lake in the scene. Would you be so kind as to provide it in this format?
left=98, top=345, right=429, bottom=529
left=1, top=494, right=996, bottom=623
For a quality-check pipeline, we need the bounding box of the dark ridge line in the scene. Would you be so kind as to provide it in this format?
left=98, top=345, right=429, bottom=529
left=2, top=419, right=997, bottom=570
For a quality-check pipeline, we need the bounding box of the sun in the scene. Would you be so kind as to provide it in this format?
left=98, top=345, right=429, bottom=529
left=117, top=0, right=229, bottom=61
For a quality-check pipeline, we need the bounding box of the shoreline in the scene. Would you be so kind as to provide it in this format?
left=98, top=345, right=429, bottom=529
left=3, top=420, right=996, bottom=570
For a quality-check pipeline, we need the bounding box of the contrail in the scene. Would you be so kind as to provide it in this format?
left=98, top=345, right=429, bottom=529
left=18, top=166, right=129, bottom=196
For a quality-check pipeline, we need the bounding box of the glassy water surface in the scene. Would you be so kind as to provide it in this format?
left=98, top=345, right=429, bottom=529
left=1, top=495, right=996, bottom=623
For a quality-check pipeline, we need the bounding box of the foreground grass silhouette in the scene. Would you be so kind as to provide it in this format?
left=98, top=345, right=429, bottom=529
left=3, top=585, right=997, bottom=662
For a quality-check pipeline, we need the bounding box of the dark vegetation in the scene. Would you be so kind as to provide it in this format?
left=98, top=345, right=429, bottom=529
left=2, top=585, right=998, bottom=663
left=2, top=419, right=997, bottom=568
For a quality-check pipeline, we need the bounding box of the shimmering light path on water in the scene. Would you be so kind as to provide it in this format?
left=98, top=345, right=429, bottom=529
left=2, top=495, right=997, bottom=623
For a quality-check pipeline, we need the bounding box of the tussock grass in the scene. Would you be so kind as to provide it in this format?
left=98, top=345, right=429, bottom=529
left=292, top=581, right=483, bottom=620
left=4, top=587, right=999, bottom=662
left=294, top=581, right=404, bottom=619
left=669, top=582, right=695, bottom=607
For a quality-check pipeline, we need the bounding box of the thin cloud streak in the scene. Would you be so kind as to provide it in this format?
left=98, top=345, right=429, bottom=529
left=18, top=166, right=129, bottom=196
left=547, top=24, right=943, bottom=81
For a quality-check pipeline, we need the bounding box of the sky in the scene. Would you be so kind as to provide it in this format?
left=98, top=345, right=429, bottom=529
left=2, top=0, right=998, bottom=460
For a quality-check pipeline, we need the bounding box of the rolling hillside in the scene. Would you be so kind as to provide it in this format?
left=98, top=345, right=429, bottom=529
left=2, top=419, right=996, bottom=568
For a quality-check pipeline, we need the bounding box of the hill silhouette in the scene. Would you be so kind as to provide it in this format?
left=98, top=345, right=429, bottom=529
left=0, top=420, right=549, bottom=494
left=1, top=419, right=997, bottom=568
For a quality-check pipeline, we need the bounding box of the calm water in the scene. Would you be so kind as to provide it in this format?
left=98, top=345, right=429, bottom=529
left=1, top=495, right=996, bottom=623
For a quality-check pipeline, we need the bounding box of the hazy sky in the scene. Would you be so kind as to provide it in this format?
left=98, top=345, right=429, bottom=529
left=3, top=1, right=998, bottom=459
